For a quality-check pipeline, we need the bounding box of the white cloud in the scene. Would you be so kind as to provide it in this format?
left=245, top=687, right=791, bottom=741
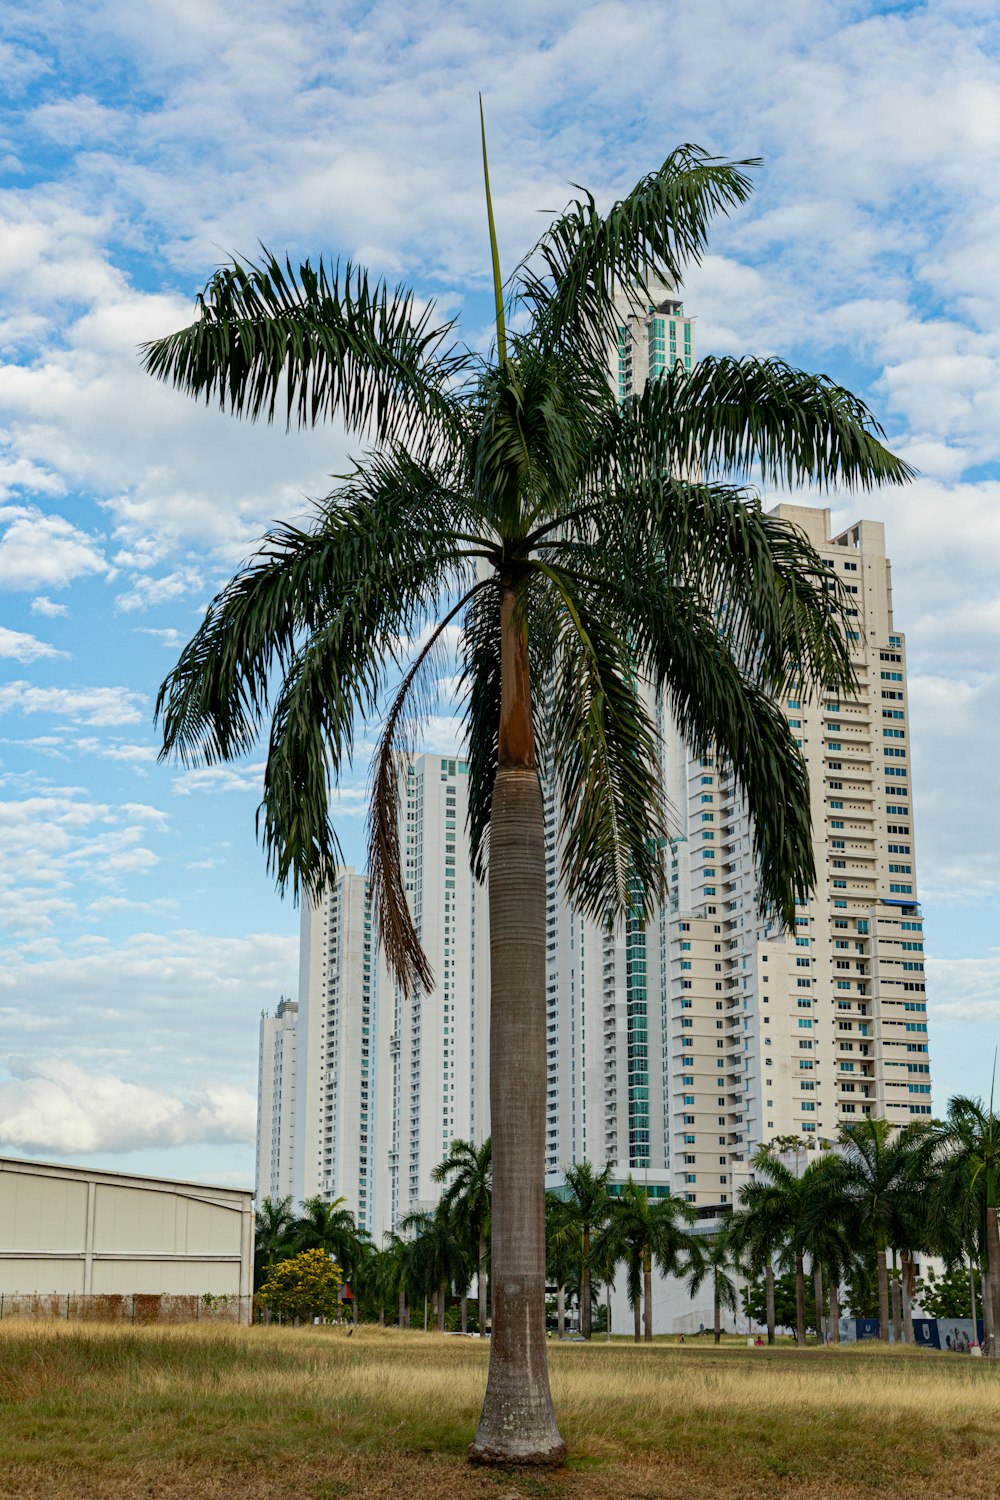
left=115, top=566, right=204, bottom=613
left=928, top=955, right=1000, bottom=1027
left=171, top=762, right=265, bottom=797
left=30, top=595, right=68, bottom=617
left=0, top=625, right=66, bottom=662
left=0, top=1059, right=255, bottom=1154
left=0, top=789, right=167, bottom=932
left=0, top=505, right=109, bottom=590
left=0, top=681, right=146, bottom=727
left=0, top=929, right=298, bottom=1105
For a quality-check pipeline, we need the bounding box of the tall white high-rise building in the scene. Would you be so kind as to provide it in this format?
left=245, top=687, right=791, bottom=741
left=255, top=997, right=298, bottom=1204
left=293, top=867, right=384, bottom=1236
left=661, top=504, right=930, bottom=1212
left=288, top=753, right=490, bottom=1242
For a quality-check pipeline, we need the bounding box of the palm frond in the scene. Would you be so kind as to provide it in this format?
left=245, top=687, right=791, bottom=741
left=536, top=562, right=669, bottom=925
left=141, top=251, right=472, bottom=450
left=156, top=450, right=474, bottom=769
left=622, top=356, right=915, bottom=491
left=518, top=146, right=758, bottom=360
left=368, top=582, right=490, bottom=996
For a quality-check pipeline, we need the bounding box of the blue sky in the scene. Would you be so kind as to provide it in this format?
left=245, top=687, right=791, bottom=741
left=1, top=0, right=999, bottom=1186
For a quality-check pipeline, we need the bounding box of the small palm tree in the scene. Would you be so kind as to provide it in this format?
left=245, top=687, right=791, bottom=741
left=558, top=1162, right=613, bottom=1340
left=728, top=1196, right=781, bottom=1345
left=253, top=1194, right=297, bottom=1292
left=546, top=1192, right=583, bottom=1338
left=936, top=1095, right=1000, bottom=1355
left=294, top=1196, right=364, bottom=1322
left=839, top=1118, right=935, bottom=1344
left=800, top=1152, right=853, bottom=1344
left=379, top=1232, right=412, bottom=1328
left=686, top=1230, right=738, bottom=1344
left=144, top=126, right=911, bottom=1460
left=432, top=1137, right=492, bottom=1337
left=595, top=1179, right=698, bottom=1342
left=401, top=1208, right=471, bottom=1332
left=738, top=1149, right=814, bottom=1346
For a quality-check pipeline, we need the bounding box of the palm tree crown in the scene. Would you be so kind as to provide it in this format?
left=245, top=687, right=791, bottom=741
left=144, top=135, right=911, bottom=1462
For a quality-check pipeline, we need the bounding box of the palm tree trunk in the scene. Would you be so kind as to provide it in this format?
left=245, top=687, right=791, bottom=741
left=643, top=1253, right=653, bottom=1343
left=470, top=587, right=565, bottom=1468
left=461, top=1295, right=468, bottom=1335
left=876, top=1245, right=890, bottom=1343
left=556, top=1285, right=565, bottom=1340
left=379, top=1306, right=385, bottom=1327
left=794, top=1252, right=806, bottom=1348
left=987, top=1206, right=1000, bottom=1357
left=398, top=1288, right=405, bottom=1329
left=714, top=1284, right=721, bottom=1345
left=813, top=1263, right=824, bottom=1344
left=582, top=1228, right=592, bottom=1340
left=982, top=1264, right=994, bottom=1354
left=891, top=1251, right=901, bottom=1345
left=352, top=1287, right=359, bottom=1328
left=478, top=1231, right=488, bottom=1338
left=829, top=1275, right=840, bottom=1343
left=901, top=1253, right=914, bottom=1345
left=765, top=1262, right=776, bottom=1346
left=633, top=1296, right=641, bottom=1343
left=437, top=1278, right=447, bottom=1333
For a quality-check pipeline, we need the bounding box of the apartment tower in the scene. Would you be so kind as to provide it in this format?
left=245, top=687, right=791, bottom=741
left=255, top=997, right=298, bottom=1203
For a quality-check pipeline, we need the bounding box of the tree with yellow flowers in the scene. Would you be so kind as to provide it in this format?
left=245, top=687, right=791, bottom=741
left=259, top=1246, right=343, bottom=1324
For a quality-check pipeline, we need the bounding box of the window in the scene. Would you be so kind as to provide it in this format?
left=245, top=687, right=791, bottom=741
left=798, top=1019, right=813, bottom=1029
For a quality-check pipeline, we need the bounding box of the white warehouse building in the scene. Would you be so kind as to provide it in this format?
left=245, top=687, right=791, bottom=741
left=0, top=1156, right=254, bottom=1315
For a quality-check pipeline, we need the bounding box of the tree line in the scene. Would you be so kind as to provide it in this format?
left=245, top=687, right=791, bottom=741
left=255, top=1093, right=1000, bottom=1351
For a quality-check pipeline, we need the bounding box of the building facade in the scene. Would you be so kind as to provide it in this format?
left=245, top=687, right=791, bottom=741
left=661, top=504, right=930, bottom=1212
left=289, top=753, right=491, bottom=1242
left=255, top=997, right=298, bottom=1204
left=0, top=1156, right=253, bottom=1310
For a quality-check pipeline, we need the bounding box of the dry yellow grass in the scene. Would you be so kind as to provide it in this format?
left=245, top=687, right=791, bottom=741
left=1, top=1321, right=999, bottom=1499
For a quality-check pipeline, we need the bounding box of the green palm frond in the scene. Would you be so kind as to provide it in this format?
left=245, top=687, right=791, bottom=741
left=537, top=562, right=669, bottom=923
left=518, top=146, right=759, bottom=359
left=622, top=356, right=915, bottom=491
left=142, top=251, right=472, bottom=448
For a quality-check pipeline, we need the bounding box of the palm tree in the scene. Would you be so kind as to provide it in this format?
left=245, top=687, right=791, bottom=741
left=558, top=1162, right=613, bottom=1340
left=686, top=1230, right=738, bottom=1344
left=936, top=1095, right=1000, bottom=1356
left=144, top=128, right=911, bottom=1460
left=728, top=1196, right=781, bottom=1345
left=253, top=1195, right=297, bottom=1292
left=294, top=1196, right=365, bottom=1323
left=737, top=1148, right=816, bottom=1346
left=595, top=1179, right=698, bottom=1342
left=800, top=1152, right=853, bottom=1345
left=838, top=1118, right=934, bottom=1344
left=432, top=1137, right=492, bottom=1337
left=401, top=1208, right=471, bottom=1332
left=546, top=1192, right=584, bottom=1339
left=379, top=1232, right=412, bottom=1328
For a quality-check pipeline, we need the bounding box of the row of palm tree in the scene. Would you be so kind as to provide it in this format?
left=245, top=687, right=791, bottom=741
left=257, top=1092, right=1000, bottom=1352
left=730, top=1099, right=1000, bottom=1353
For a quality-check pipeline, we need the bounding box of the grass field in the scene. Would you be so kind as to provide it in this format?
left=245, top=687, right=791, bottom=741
left=2, top=1323, right=1000, bottom=1500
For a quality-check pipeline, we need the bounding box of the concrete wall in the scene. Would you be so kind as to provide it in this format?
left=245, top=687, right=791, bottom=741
left=0, top=1157, right=253, bottom=1316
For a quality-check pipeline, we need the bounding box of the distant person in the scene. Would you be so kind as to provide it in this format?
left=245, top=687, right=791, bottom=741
left=679, top=1334, right=685, bottom=1345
